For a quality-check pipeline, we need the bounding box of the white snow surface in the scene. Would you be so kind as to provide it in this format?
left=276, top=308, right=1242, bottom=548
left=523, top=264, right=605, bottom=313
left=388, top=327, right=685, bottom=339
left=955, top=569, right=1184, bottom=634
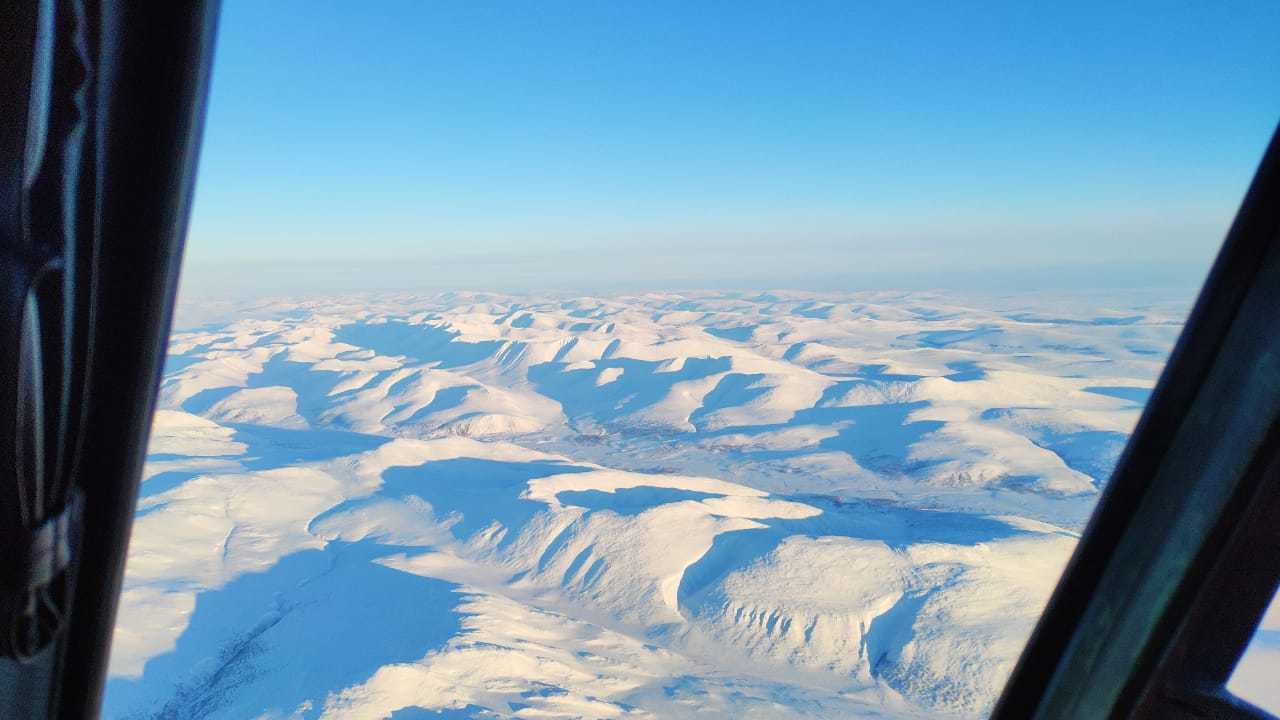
left=105, top=289, right=1203, bottom=719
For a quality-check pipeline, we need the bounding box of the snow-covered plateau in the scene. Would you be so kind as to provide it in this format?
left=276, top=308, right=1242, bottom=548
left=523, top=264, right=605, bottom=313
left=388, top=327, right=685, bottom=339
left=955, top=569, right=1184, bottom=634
left=105, top=288, right=1264, bottom=719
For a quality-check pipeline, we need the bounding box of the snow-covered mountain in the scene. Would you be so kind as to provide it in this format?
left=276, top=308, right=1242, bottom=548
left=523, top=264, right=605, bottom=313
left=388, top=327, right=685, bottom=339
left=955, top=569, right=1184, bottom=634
left=105, top=289, right=1190, bottom=719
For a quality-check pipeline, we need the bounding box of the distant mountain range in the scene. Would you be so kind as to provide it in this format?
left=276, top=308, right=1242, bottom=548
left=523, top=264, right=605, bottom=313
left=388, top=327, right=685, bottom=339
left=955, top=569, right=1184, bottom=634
left=105, top=289, right=1190, bottom=719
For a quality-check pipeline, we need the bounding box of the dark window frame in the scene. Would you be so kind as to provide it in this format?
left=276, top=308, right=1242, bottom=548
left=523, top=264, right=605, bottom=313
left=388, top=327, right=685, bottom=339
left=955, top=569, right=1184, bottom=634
left=1, top=3, right=1278, bottom=718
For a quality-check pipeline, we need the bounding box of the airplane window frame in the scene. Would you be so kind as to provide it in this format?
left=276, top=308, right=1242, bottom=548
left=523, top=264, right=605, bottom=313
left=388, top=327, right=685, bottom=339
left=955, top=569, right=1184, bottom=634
left=0, top=3, right=1278, bottom=719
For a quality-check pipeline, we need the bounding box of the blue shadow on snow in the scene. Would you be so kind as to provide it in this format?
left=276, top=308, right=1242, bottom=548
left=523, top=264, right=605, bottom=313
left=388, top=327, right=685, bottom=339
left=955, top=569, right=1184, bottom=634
left=103, top=539, right=463, bottom=720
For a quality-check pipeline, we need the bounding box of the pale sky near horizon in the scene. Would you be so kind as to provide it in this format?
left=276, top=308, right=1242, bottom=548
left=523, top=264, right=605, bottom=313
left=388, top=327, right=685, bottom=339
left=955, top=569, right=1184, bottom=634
left=180, top=1, right=1279, bottom=296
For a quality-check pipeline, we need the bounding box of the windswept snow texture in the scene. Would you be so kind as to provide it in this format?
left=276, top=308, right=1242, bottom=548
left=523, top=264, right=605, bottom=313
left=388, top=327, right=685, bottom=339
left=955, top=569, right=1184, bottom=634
left=108, top=290, right=1195, bottom=719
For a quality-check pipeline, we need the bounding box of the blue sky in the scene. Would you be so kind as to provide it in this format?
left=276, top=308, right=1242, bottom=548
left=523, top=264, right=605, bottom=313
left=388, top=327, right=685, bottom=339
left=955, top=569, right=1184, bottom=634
left=182, top=0, right=1279, bottom=295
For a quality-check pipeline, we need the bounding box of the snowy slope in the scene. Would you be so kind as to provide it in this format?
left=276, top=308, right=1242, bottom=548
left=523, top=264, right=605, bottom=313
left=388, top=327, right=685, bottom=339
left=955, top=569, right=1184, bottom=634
left=106, top=289, right=1196, bottom=719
